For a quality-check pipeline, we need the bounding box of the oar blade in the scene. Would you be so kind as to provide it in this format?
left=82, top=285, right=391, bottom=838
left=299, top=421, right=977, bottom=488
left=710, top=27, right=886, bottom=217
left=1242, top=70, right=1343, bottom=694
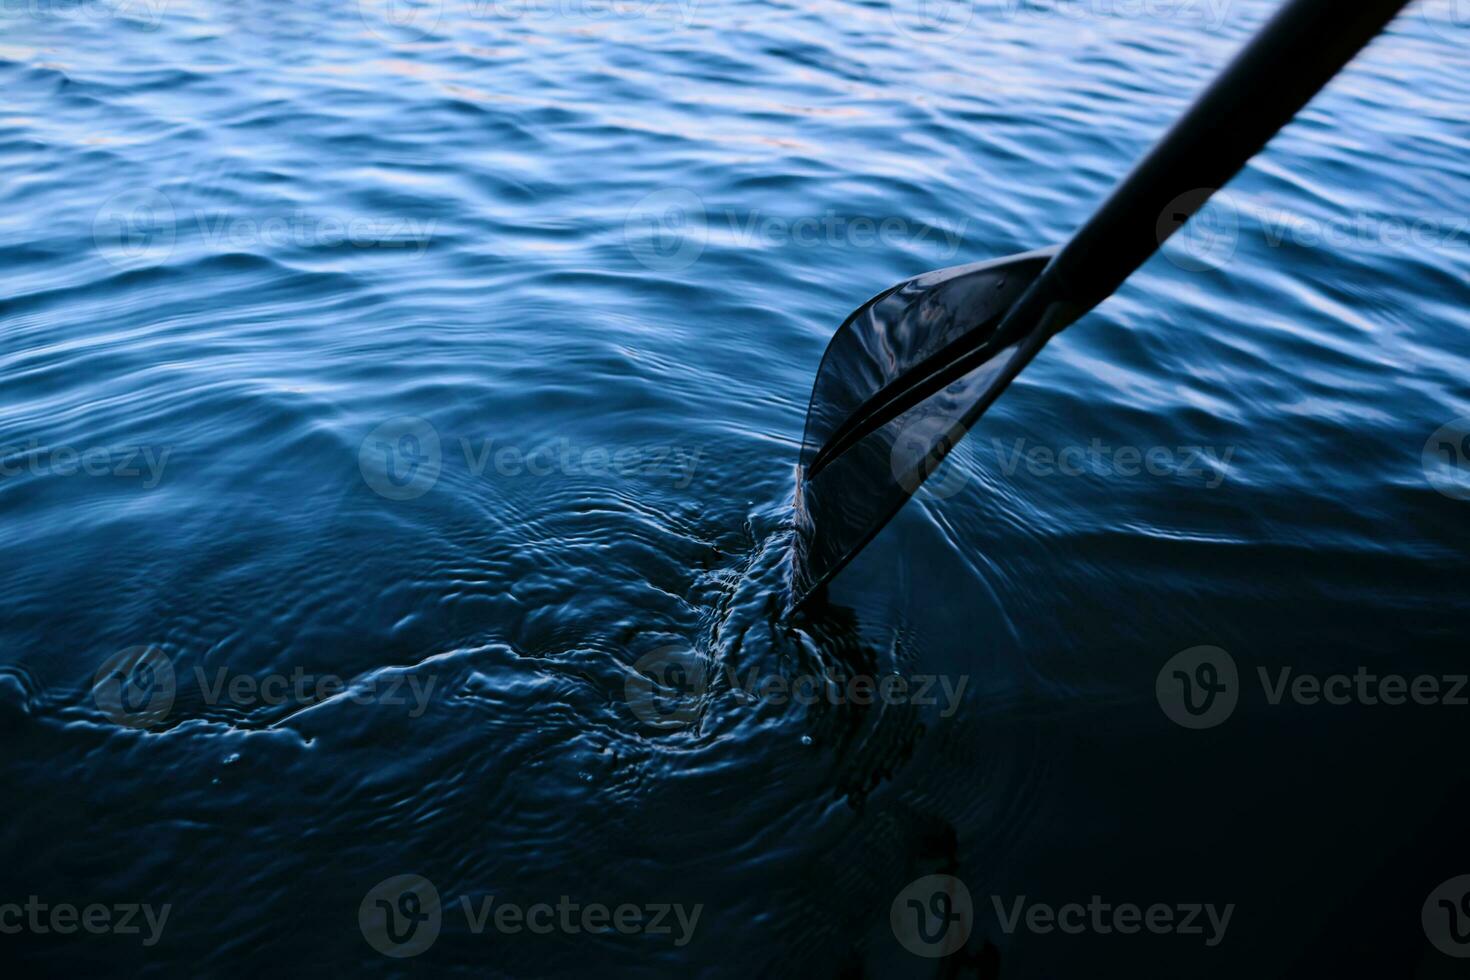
left=791, top=248, right=1057, bottom=608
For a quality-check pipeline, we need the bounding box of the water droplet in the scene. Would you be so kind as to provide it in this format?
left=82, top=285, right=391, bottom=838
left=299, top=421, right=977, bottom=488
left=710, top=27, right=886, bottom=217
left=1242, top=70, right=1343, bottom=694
left=223, top=753, right=240, bottom=765
left=800, top=734, right=813, bottom=746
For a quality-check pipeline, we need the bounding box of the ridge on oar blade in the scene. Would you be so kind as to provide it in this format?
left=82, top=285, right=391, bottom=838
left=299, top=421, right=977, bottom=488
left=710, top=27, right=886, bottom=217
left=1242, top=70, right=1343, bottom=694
left=790, top=247, right=1057, bottom=608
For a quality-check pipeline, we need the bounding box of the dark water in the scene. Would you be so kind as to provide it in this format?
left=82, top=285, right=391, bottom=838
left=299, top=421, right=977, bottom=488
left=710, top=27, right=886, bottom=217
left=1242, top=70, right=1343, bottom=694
left=2, top=0, right=1468, bottom=976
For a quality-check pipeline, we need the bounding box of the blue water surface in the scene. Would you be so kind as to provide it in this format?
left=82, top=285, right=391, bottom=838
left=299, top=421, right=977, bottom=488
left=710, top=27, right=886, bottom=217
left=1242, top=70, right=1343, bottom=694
left=1, top=0, right=1467, bottom=975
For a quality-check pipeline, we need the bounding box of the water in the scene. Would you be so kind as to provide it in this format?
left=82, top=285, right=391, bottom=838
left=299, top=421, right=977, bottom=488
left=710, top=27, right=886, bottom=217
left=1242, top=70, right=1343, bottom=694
left=1, top=0, right=1467, bottom=975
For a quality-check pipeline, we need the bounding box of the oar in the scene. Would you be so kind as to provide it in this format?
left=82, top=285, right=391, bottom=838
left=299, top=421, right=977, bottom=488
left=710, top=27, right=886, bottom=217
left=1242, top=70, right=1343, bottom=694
left=790, top=0, right=1413, bottom=610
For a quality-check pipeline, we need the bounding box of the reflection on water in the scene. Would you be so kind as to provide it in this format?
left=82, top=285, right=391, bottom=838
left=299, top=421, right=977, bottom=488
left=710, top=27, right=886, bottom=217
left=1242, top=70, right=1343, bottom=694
left=0, top=0, right=1467, bottom=975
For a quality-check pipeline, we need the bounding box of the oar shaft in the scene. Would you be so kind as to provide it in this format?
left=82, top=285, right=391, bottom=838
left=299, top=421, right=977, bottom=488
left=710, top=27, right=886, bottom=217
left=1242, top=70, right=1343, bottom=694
left=1039, top=0, right=1412, bottom=319
left=808, top=0, right=1411, bottom=488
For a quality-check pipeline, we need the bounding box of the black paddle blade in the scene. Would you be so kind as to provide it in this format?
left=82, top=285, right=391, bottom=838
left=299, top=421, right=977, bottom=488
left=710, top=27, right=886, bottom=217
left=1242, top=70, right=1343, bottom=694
left=790, top=247, right=1058, bottom=609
